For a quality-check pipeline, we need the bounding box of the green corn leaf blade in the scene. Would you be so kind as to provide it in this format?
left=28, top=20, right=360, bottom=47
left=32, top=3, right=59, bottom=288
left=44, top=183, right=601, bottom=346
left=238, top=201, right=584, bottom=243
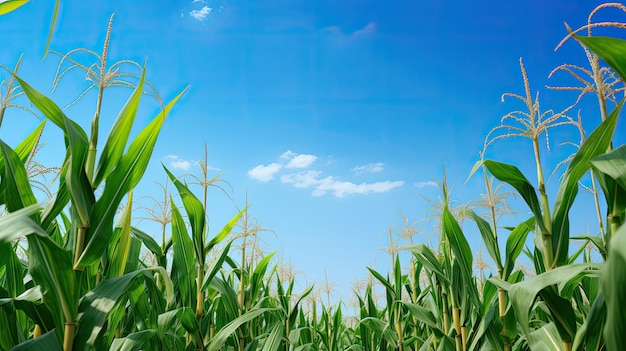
left=402, top=244, right=449, bottom=285
left=396, top=301, right=441, bottom=336
left=465, top=210, right=503, bottom=272
left=572, top=293, right=605, bottom=351
left=0, top=141, right=38, bottom=212
left=74, top=267, right=173, bottom=348
left=14, top=120, right=46, bottom=164
left=358, top=317, right=398, bottom=348
left=442, top=207, right=480, bottom=308
left=571, top=234, right=607, bottom=260
left=93, top=70, right=146, bottom=188
left=163, top=164, right=206, bottom=261
left=250, top=252, right=275, bottom=303
left=603, top=223, right=626, bottom=351
left=207, top=208, right=246, bottom=251
left=509, top=263, right=600, bottom=338
left=0, top=0, right=28, bottom=15
left=0, top=205, right=46, bottom=244
left=574, top=35, right=626, bottom=84
left=124, top=236, right=142, bottom=274
left=539, top=288, right=577, bottom=342
left=551, top=101, right=621, bottom=267
left=62, top=113, right=93, bottom=226
left=14, top=77, right=66, bottom=130
left=76, top=88, right=187, bottom=268
left=171, top=200, right=196, bottom=309
left=26, top=234, right=77, bottom=343
left=591, top=144, right=626, bottom=192
left=208, top=277, right=239, bottom=321
left=205, top=307, right=276, bottom=351
left=0, top=286, right=55, bottom=334
left=503, top=217, right=535, bottom=279
left=9, top=329, right=61, bottom=351
left=109, top=330, right=156, bottom=351
left=131, top=226, right=164, bottom=258
left=366, top=268, right=395, bottom=300
left=288, top=285, right=314, bottom=328
left=483, top=160, right=547, bottom=234
left=41, top=163, right=70, bottom=231
left=42, top=0, right=59, bottom=58
left=201, top=240, right=233, bottom=291
left=261, top=323, right=284, bottom=351
left=527, top=323, right=562, bottom=351
left=108, top=192, right=133, bottom=278
left=157, top=307, right=197, bottom=336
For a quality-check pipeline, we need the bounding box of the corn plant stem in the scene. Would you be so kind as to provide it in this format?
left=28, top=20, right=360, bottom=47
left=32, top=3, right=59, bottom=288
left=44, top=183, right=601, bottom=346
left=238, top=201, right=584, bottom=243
left=33, top=324, right=42, bottom=338
left=73, top=226, right=88, bottom=271
left=63, top=322, right=76, bottom=351
left=533, top=137, right=554, bottom=270
left=395, top=320, right=404, bottom=351
left=86, top=87, right=104, bottom=185
left=590, top=173, right=606, bottom=242
left=441, top=290, right=449, bottom=335
left=452, top=307, right=462, bottom=351
left=563, top=340, right=572, bottom=351
left=461, top=326, right=467, bottom=351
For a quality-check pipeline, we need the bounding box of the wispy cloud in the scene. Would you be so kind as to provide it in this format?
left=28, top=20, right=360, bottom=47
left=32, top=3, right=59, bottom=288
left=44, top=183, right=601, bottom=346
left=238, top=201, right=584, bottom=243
left=414, top=181, right=438, bottom=189
left=165, top=155, right=197, bottom=171
left=352, top=162, right=384, bottom=174
left=323, top=22, right=377, bottom=40
left=248, top=163, right=282, bottom=182
left=192, top=0, right=206, bottom=3
left=189, top=6, right=212, bottom=21
left=281, top=150, right=317, bottom=169
left=281, top=170, right=404, bottom=198
left=353, top=22, right=377, bottom=37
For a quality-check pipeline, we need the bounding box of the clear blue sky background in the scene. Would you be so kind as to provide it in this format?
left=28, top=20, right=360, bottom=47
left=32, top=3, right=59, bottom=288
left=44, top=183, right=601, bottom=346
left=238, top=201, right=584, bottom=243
left=1, top=0, right=624, bottom=304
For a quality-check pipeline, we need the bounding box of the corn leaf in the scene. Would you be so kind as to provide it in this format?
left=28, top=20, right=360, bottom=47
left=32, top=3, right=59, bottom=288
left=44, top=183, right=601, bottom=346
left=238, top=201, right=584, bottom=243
left=42, top=0, right=60, bottom=58
left=9, top=329, right=61, bottom=351
left=109, top=330, right=156, bottom=351
left=603, top=223, right=626, bottom=351
left=551, top=101, right=621, bottom=266
left=93, top=70, right=145, bottom=188
left=574, top=35, right=626, bottom=83
left=0, top=0, right=28, bottom=16
left=170, top=200, right=196, bottom=309
left=504, top=217, right=535, bottom=279
left=205, top=307, right=276, bottom=351
left=261, top=323, right=284, bottom=351
left=591, top=145, right=626, bottom=193
left=76, top=88, right=187, bottom=268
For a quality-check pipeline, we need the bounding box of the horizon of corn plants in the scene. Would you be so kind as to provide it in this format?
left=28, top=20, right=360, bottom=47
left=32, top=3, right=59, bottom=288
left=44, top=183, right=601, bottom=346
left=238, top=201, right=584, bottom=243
left=1, top=3, right=626, bottom=351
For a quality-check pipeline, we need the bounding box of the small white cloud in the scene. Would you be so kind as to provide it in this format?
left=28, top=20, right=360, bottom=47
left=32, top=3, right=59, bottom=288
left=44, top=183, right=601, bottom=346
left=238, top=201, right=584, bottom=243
left=165, top=155, right=197, bottom=171
left=352, top=162, right=385, bottom=174
left=282, top=170, right=403, bottom=197
left=248, top=163, right=282, bottom=182
left=190, top=6, right=212, bottom=21
left=352, top=22, right=377, bottom=37
left=192, top=0, right=206, bottom=3
left=280, top=150, right=317, bottom=169
left=414, top=181, right=438, bottom=189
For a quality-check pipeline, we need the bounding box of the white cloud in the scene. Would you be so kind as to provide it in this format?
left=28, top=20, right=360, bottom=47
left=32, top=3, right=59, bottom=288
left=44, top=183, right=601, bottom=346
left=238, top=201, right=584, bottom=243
left=281, top=170, right=403, bottom=197
left=352, top=162, right=384, bottom=174
left=353, top=22, right=377, bottom=37
left=165, top=155, right=197, bottom=171
left=280, top=150, right=317, bottom=169
left=414, top=181, right=438, bottom=189
left=192, top=0, right=206, bottom=3
left=189, top=6, right=212, bottom=21
left=248, top=163, right=282, bottom=182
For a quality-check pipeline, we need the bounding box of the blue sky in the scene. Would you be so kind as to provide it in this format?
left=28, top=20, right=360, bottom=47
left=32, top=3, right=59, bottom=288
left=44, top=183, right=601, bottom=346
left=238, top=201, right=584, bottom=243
left=1, top=0, right=624, bottom=304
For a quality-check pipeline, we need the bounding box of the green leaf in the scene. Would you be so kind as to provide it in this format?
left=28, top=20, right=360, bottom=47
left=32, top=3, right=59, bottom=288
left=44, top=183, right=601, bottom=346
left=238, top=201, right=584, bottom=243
left=527, top=323, right=562, bottom=351
left=0, top=141, right=38, bottom=214
left=109, top=330, right=156, bottom=351
left=42, top=0, right=60, bottom=58
left=465, top=210, right=502, bottom=272
left=551, top=101, right=621, bottom=266
left=131, top=226, right=164, bottom=258
left=483, top=160, right=547, bottom=234
left=504, top=217, right=535, bottom=279
left=603, top=223, right=626, bottom=351
left=164, top=164, right=206, bottom=262
left=261, top=323, right=284, bottom=351
left=76, top=88, right=187, bottom=268
left=0, top=0, right=29, bottom=15
left=207, top=208, right=245, bottom=251
left=170, top=200, right=196, bottom=309
left=108, top=192, right=134, bottom=278
left=591, top=144, right=626, bottom=193
left=402, top=244, right=449, bottom=285
left=15, top=76, right=67, bottom=130
left=93, top=70, right=146, bottom=188
left=205, top=307, right=276, bottom=351
left=0, top=205, right=46, bottom=244
left=74, top=267, right=173, bottom=348
left=574, top=35, right=626, bottom=83
left=201, top=240, right=233, bottom=291
left=572, top=293, right=605, bottom=351
left=9, top=329, right=61, bottom=351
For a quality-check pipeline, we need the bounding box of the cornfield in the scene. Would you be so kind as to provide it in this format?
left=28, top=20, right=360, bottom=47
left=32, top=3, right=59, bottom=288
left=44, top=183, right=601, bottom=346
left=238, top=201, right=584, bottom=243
left=1, top=2, right=626, bottom=351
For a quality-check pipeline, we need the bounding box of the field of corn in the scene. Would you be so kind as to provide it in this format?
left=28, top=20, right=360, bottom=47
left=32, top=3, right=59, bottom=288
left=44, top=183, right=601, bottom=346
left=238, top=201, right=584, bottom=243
left=1, top=2, right=626, bottom=351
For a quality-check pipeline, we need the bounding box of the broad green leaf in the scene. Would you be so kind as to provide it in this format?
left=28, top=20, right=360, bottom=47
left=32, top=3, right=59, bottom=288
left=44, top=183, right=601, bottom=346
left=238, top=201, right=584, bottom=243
left=14, top=120, right=46, bottom=164
left=171, top=200, right=196, bottom=309
left=527, top=323, right=562, bottom=351
left=76, top=88, right=187, bottom=268
left=9, top=329, right=61, bottom=351
left=131, top=226, right=163, bottom=257
left=109, top=330, right=156, bottom=351
left=509, top=263, right=600, bottom=338
left=42, top=0, right=60, bottom=57
left=465, top=210, right=502, bottom=272
left=207, top=208, right=245, bottom=251
left=261, top=323, right=284, bottom=351
left=0, top=0, right=28, bottom=15
left=572, top=293, right=605, bottom=351
left=74, top=267, right=173, bottom=348
left=62, top=113, right=93, bottom=226
left=551, top=101, right=621, bottom=266
left=164, top=164, right=206, bottom=261
left=591, top=144, right=626, bottom=192
left=15, top=77, right=66, bottom=129
left=0, top=141, right=38, bottom=212
left=504, top=217, right=535, bottom=279
left=93, top=70, right=146, bottom=188
left=205, top=307, right=276, bottom=351
left=0, top=205, right=46, bottom=244
left=396, top=301, right=441, bottom=335
left=603, top=223, right=626, bottom=351
left=402, top=244, right=449, bottom=285
left=108, top=192, right=133, bottom=278
left=483, top=160, right=547, bottom=234
left=574, top=35, right=626, bottom=83
left=201, top=240, right=233, bottom=291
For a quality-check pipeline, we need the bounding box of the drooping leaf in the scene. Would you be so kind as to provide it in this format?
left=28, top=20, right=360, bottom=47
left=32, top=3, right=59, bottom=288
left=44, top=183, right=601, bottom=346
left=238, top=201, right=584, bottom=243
left=205, top=307, right=276, bottom=351
left=574, top=35, right=626, bottom=83
left=9, top=329, right=61, bottom=351
left=0, top=0, right=29, bottom=16
left=504, top=217, right=535, bottom=279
